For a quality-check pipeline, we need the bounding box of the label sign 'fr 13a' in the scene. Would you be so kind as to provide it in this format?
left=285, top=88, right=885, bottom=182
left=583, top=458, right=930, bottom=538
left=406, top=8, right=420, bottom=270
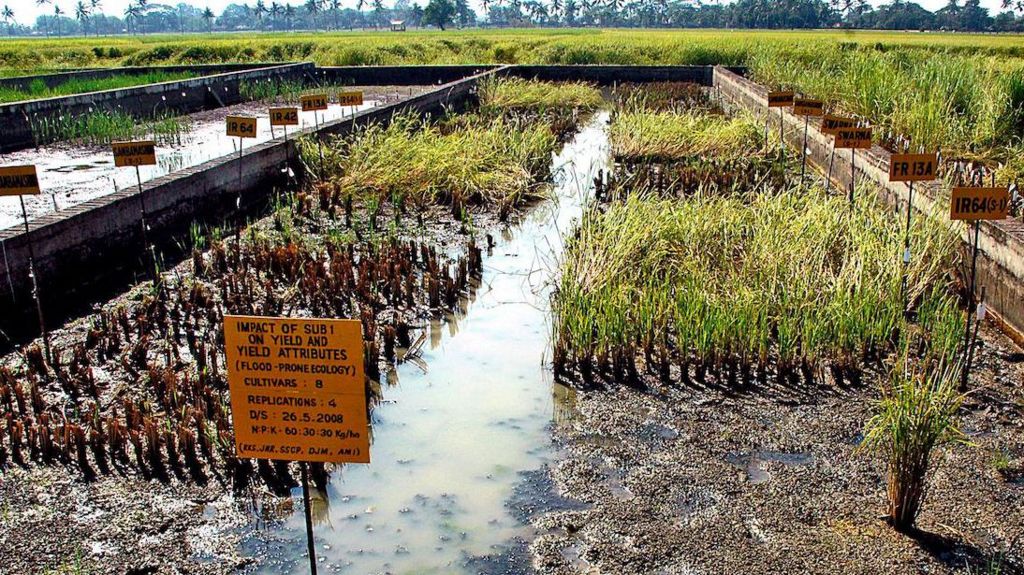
left=766, top=91, right=794, bottom=108
left=889, top=153, right=937, bottom=182
left=301, top=93, right=329, bottom=112
left=224, top=315, right=369, bottom=464
left=112, top=141, right=157, bottom=167
left=0, top=165, right=41, bottom=196
left=950, top=187, right=1010, bottom=221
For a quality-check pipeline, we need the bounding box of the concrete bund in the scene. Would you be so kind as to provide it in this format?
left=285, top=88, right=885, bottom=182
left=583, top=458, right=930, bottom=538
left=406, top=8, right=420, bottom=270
left=0, top=65, right=501, bottom=343
left=0, top=62, right=315, bottom=153
left=713, top=65, right=1024, bottom=344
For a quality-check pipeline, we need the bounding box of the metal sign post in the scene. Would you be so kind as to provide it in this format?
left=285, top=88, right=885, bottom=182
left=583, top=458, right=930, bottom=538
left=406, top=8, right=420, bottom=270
left=112, top=141, right=158, bottom=280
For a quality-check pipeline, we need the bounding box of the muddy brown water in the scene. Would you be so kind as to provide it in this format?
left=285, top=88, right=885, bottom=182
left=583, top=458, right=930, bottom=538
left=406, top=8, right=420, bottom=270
left=0, top=88, right=421, bottom=232
left=233, top=113, right=611, bottom=574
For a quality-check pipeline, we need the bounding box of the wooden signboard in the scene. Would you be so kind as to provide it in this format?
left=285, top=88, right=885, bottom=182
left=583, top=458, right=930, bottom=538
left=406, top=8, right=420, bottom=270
left=269, top=107, right=299, bottom=127
left=336, top=91, right=364, bottom=107
left=834, top=126, right=872, bottom=149
left=889, top=153, right=938, bottom=182
left=0, top=165, right=41, bottom=196
left=225, top=315, right=369, bottom=464
left=766, top=90, right=794, bottom=108
left=792, top=98, right=824, bottom=117
left=821, top=114, right=855, bottom=136
left=301, top=93, right=329, bottom=112
left=226, top=115, right=258, bottom=138
left=950, top=187, right=1010, bottom=221
left=112, top=140, right=157, bottom=167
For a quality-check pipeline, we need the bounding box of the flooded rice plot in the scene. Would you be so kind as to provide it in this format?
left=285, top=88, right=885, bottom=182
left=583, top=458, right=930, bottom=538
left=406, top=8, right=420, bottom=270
left=0, top=85, right=432, bottom=231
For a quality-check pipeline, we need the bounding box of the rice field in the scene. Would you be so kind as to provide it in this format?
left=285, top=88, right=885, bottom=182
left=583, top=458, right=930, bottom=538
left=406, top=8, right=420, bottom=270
left=0, top=71, right=198, bottom=104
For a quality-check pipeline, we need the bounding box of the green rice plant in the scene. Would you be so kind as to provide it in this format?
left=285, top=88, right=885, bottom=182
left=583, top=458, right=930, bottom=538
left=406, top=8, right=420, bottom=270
left=610, top=109, right=763, bottom=162
left=0, top=71, right=197, bottom=104
left=30, top=109, right=189, bottom=146
left=612, top=81, right=715, bottom=112
left=553, top=183, right=964, bottom=386
left=479, top=76, right=603, bottom=114
left=307, top=112, right=557, bottom=221
left=861, top=351, right=967, bottom=531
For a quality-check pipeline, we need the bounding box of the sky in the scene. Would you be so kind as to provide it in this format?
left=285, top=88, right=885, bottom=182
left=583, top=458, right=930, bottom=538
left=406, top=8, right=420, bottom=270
left=4, top=0, right=1012, bottom=26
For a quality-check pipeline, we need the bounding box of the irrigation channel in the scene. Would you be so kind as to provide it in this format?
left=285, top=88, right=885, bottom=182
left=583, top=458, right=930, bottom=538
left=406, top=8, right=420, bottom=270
left=0, top=86, right=428, bottom=231
left=232, top=112, right=609, bottom=573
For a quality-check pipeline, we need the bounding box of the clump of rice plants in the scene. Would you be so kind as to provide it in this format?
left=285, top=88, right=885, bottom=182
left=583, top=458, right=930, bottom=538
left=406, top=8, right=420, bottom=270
left=479, top=77, right=603, bottom=137
left=612, top=81, right=717, bottom=112
left=861, top=352, right=967, bottom=531
left=610, top=109, right=763, bottom=162
left=307, top=112, right=556, bottom=221
left=30, top=110, right=190, bottom=146
left=552, top=185, right=964, bottom=389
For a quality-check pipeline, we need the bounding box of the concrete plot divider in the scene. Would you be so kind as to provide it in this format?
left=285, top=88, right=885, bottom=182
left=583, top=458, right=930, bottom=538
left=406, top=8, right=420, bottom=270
left=0, top=62, right=315, bottom=154
left=0, top=65, right=502, bottom=347
left=713, top=65, right=1024, bottom=343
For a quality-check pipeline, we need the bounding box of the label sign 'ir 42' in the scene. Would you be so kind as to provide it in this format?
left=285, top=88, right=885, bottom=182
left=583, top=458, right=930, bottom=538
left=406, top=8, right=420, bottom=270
left=269, top=107, right=299, bottom=127
left=112, top=141, right=156, bottom=167
left=766, top=91, right=794, bottom=108
left=301, top=94, right=329, bottom=112
left=225, top=315, right=369, bottom=464
left=950, top=187, right=1010, bottom=221
left=889, top=153, right=937, bottom=182
left=0, top=165, right=41, bottom=196
left=226, top=115, right=257, bottom=138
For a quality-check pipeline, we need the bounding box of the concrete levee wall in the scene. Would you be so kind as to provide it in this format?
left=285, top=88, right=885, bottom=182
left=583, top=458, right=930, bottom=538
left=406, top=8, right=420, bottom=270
left=318, top=65, right=500, bottom=86
left=0, top=64, right=284, bottom=92
left=712, top=65, right=1024, bottom=343
left=0, top=62, right=315, bottom=154
left=505, top=65, right=723, bottom=85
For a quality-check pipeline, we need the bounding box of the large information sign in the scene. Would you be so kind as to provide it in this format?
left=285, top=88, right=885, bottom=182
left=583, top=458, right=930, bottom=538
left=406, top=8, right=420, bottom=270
left=225, top=315, right=369, bottom=464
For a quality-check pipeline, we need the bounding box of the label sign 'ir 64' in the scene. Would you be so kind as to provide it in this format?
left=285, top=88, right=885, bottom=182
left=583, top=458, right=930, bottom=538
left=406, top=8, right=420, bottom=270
left=950, top=187, right=1010, bottom=221
left=889, top=153, right=937, bottom=182
left=224, top=315, right=369, bottom=464
left=0, top=165, right=41, bottom=196
left=336, top=91, right=364, bottom=107
left=226, top=115, right=257, bottom=138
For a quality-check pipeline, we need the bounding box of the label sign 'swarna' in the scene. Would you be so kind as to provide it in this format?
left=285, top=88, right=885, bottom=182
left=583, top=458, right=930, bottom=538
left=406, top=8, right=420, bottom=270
left=834, top=127, right=873, bottom=149
left=225, top=315, right=369, bottom=464
left=0, top=165, right=41, bottom=196
left=336, top=91, right=364, bottom=107
left=950, top=187, right=1010, bottom=221
left=821, top=114, right=856, bottom=136
left=112, top=140, right=157, bottom=167
left=766, top=90, right=794, bottom=108
left=792, top=98, right=824, bottom=117
left=269, top=107, right=299, bottom=127
left=301, top=93, right=329, bottom=112
left=889, top=153, right=938, bottom=182
left=226, top=115, right=257, bottom=138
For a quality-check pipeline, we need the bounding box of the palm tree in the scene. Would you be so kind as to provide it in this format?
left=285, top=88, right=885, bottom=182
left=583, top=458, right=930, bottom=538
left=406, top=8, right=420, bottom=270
left=270, top=1, right=283, bottom=28
left=53, top=5, right=65, bottom=37
left=372, top=0, right=383, bottom=28
left=304, top=0, right=321, bottom=30
left=36, top=0, right=52, bottom=36
left=253, top=0, right=269, bottom=28
left=550, top=0, right=562, bottom=21
left=202, top=6, right=215, bottom=30
left=284, top=3, right=295, bottom=28
left=124, top=3, right=141, bottom=34
left=1, top=5, right=13, bottom=36
left=75, top=0, right=90, bottom=35
left=329, top=0, right=340, bottom=29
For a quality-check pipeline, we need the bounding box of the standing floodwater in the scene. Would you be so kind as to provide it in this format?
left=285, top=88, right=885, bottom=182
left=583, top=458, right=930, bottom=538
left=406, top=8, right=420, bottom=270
left=240, top=113, right=610, bottom=574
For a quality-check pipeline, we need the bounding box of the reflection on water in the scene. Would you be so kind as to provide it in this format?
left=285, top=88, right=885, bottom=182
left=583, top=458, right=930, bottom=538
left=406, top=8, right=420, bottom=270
left=0, top=101, right=378, bottom=231
left=241, top=112, right=611, bottom=574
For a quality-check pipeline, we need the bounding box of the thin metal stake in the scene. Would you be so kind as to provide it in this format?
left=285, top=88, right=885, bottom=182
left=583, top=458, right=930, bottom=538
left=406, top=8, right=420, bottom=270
left=135, top=165, right=157, bottom=280
left=2, top=238, right=15, bottom=303
left=300, top=462, right=319, bottom=575
left=961, top=219, right=981, bottom=390
left=18, top=195, right=50, bottom=363
left=849, top=149, right=856, bottom=205
left=800, top=115, right=809, bottom=188
left=825, top=145, right=835, bottom=193
left=901, top=181, right=915, bottom=312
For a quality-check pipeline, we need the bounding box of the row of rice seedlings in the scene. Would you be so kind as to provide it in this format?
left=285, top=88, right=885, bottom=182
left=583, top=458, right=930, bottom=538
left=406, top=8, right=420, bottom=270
left=599, top=155, right=788, bottom=202
left=610, top=109, right=764, bottom=164
left=239, top=78, right=363, bottom=104
left=552, top=184, right=965, bottom=390
left=478, top=76, right=603, bottom=138
left=611, top=81, right=719, bottom=113
left=308, top=112, right=557, bottom=222
left=0, top=175, right=484, bottom=487
left=30, top=109, right=191, bottom=147
left=0, top=71, right=198, bottom=104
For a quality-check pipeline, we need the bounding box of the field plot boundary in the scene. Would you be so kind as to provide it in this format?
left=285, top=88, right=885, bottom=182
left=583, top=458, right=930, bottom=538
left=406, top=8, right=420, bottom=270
left=713, top=65, right=1024, bottom=346
left=0, top=65, right=501, bottom=345
left=0, top=62, right=315, bottom=153
left=0, top=63, right=289, bottom=93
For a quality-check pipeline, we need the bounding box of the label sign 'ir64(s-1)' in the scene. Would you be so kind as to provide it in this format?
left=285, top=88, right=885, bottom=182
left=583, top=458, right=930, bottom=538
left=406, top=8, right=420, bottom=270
left=889, top=153, right=938, bottom=182
left=226, top=115, right=257, bottom=138
left=225, top=315, right=369, bottom=464
left=950, top=187, right=1010, bottom=221
left=301, top=93, right=329, bottom=112
left=821, top=114, right=855, bottom=136
left=112, top=140, right=157, bottom=167
left=0, top=165, right=41, bottom=196
left=767, top=90, right=794, bottom=107
left=834, top=127, right=873, bottom=149
left=269, top=107, right=299, bottom=127
left=336, top=91, right=364, bottom=107
left=792, top=98, right=824, bottom=117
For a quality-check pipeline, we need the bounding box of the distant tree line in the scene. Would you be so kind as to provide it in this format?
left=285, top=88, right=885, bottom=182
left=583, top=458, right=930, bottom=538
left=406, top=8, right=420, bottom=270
left=2, top=0, right=1024, bottom=37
